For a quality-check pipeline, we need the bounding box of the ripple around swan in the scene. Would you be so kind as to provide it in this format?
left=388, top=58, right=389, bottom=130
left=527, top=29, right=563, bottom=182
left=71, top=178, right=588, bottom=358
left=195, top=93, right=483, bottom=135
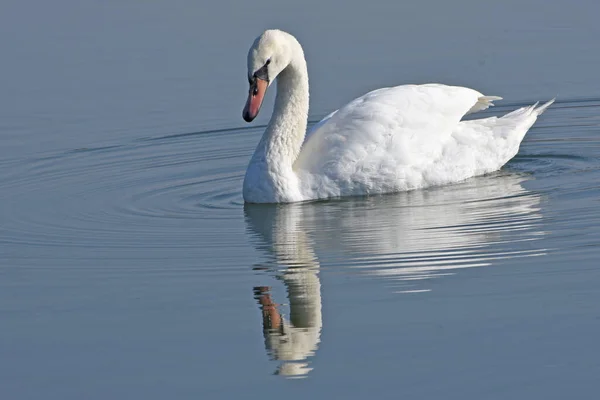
left=0, top=127, right=257, bottom=256
left=3, top=100, right=600, bottom=282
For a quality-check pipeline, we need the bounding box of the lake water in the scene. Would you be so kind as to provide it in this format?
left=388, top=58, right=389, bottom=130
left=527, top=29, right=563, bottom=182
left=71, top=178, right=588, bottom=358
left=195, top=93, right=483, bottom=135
left=1, top=1, right=599, bottom=399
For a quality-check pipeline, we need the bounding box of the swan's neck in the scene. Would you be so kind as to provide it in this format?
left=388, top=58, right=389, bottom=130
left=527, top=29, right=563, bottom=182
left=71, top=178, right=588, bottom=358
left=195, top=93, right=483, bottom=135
left=245, top=51, right=309, bottom=202
left=260, top=59, right=309, bottom=166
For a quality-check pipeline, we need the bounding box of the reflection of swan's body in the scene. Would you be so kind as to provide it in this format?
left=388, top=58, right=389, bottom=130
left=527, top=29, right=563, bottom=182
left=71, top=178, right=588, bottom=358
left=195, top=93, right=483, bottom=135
left=241, top=29, right=554, bottom=203
left=302, top=174, right=545, bottom=289
left=245, top=173, right=544, bottom=376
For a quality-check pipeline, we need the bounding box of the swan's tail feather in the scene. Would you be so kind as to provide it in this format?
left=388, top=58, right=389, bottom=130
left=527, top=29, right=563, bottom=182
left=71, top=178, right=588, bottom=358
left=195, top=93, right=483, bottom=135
left=502, top=98, right=555, bottom=119
left=456, top=97, right=555, bottom=175
left=467, top=95, right=503, bottom=115
left=483, top=95, right=503, bottom=102
left=533, top=98, right=555, bottom=116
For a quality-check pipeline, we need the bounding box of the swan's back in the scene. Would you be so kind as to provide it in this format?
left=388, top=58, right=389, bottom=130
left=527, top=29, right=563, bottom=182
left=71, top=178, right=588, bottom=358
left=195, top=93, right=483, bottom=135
left=294, top=84, right=552, bottom=199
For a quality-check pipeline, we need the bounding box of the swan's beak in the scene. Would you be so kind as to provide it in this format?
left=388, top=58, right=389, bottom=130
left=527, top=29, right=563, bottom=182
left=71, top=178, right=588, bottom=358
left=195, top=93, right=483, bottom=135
left=243, top=78, right=268, bottom=122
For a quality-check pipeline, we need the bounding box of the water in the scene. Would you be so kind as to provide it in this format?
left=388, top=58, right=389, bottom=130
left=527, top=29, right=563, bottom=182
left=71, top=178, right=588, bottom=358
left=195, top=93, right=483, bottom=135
left=1, top=1, right=600, bottom=398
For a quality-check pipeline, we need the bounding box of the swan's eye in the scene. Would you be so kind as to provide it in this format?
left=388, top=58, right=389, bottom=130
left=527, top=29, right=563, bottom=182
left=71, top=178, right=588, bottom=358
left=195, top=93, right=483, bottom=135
left=265, top=58, right=271, bottom=66
left=253, top=85, right=259, bottom=96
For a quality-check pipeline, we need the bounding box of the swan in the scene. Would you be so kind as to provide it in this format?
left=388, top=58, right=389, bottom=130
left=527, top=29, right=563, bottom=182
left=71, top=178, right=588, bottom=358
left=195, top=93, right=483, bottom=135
left=242, top=29, right=554, bottom=203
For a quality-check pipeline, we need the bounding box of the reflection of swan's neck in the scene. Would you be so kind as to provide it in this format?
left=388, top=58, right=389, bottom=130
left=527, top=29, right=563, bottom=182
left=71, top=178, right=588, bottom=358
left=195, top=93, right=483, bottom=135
left=246, top=204, right=323, bottom=377
left=246, top=45, right=309, bottom=201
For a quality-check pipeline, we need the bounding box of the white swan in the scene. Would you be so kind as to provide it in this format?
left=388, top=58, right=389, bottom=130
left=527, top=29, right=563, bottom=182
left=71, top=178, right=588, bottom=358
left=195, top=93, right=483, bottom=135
left=242, top=29, right=554, bottom=203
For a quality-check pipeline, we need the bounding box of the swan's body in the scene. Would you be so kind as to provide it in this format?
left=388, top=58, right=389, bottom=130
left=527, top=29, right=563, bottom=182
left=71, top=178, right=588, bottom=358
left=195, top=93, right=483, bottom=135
left=242, top=30, right=553, bottom=203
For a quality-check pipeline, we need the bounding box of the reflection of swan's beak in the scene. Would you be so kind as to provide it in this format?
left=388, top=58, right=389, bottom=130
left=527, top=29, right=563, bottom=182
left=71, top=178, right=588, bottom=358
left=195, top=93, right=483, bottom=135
left=243, top=78, right=268, bottom=122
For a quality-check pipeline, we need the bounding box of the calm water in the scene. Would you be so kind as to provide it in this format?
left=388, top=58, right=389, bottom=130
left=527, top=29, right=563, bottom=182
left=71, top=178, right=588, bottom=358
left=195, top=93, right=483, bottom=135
left=2, top=1, right=600, bottom=399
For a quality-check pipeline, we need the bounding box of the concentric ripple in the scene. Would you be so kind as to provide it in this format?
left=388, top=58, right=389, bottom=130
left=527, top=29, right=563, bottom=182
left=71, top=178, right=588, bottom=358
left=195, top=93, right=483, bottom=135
left=0, top=125, right=264, bottom=267
left=2, top=100, right=600, bottom=284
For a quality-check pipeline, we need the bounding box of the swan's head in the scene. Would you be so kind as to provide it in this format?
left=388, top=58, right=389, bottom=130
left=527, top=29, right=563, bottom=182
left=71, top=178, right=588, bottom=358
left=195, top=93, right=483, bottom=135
left=243, top=30, right=295, bottom=122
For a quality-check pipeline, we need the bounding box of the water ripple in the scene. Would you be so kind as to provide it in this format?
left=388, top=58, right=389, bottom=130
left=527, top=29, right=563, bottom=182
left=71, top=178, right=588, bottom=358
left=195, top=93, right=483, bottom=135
left=0, top=126, right=253, bottom=254
left=2, top=100, right=599, bottom=285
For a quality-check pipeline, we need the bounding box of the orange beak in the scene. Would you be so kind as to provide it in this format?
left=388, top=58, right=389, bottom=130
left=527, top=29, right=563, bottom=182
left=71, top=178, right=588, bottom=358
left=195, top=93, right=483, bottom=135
left=243, top=78, right=268, bottom=122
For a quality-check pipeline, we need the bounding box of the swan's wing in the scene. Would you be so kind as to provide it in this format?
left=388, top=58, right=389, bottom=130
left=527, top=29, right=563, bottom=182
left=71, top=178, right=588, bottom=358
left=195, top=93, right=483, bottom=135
left=296, top=84, right=492, bottom=170
left=294, top=84, right=503, bottom=197
left=305, top=109, right=337, bottom=138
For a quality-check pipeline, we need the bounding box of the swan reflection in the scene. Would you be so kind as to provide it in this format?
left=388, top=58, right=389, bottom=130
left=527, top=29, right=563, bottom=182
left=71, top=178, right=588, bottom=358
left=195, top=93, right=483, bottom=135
left=245, top=204, right=322, bottom=377
left=244, top=172, right=544, bottom=377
